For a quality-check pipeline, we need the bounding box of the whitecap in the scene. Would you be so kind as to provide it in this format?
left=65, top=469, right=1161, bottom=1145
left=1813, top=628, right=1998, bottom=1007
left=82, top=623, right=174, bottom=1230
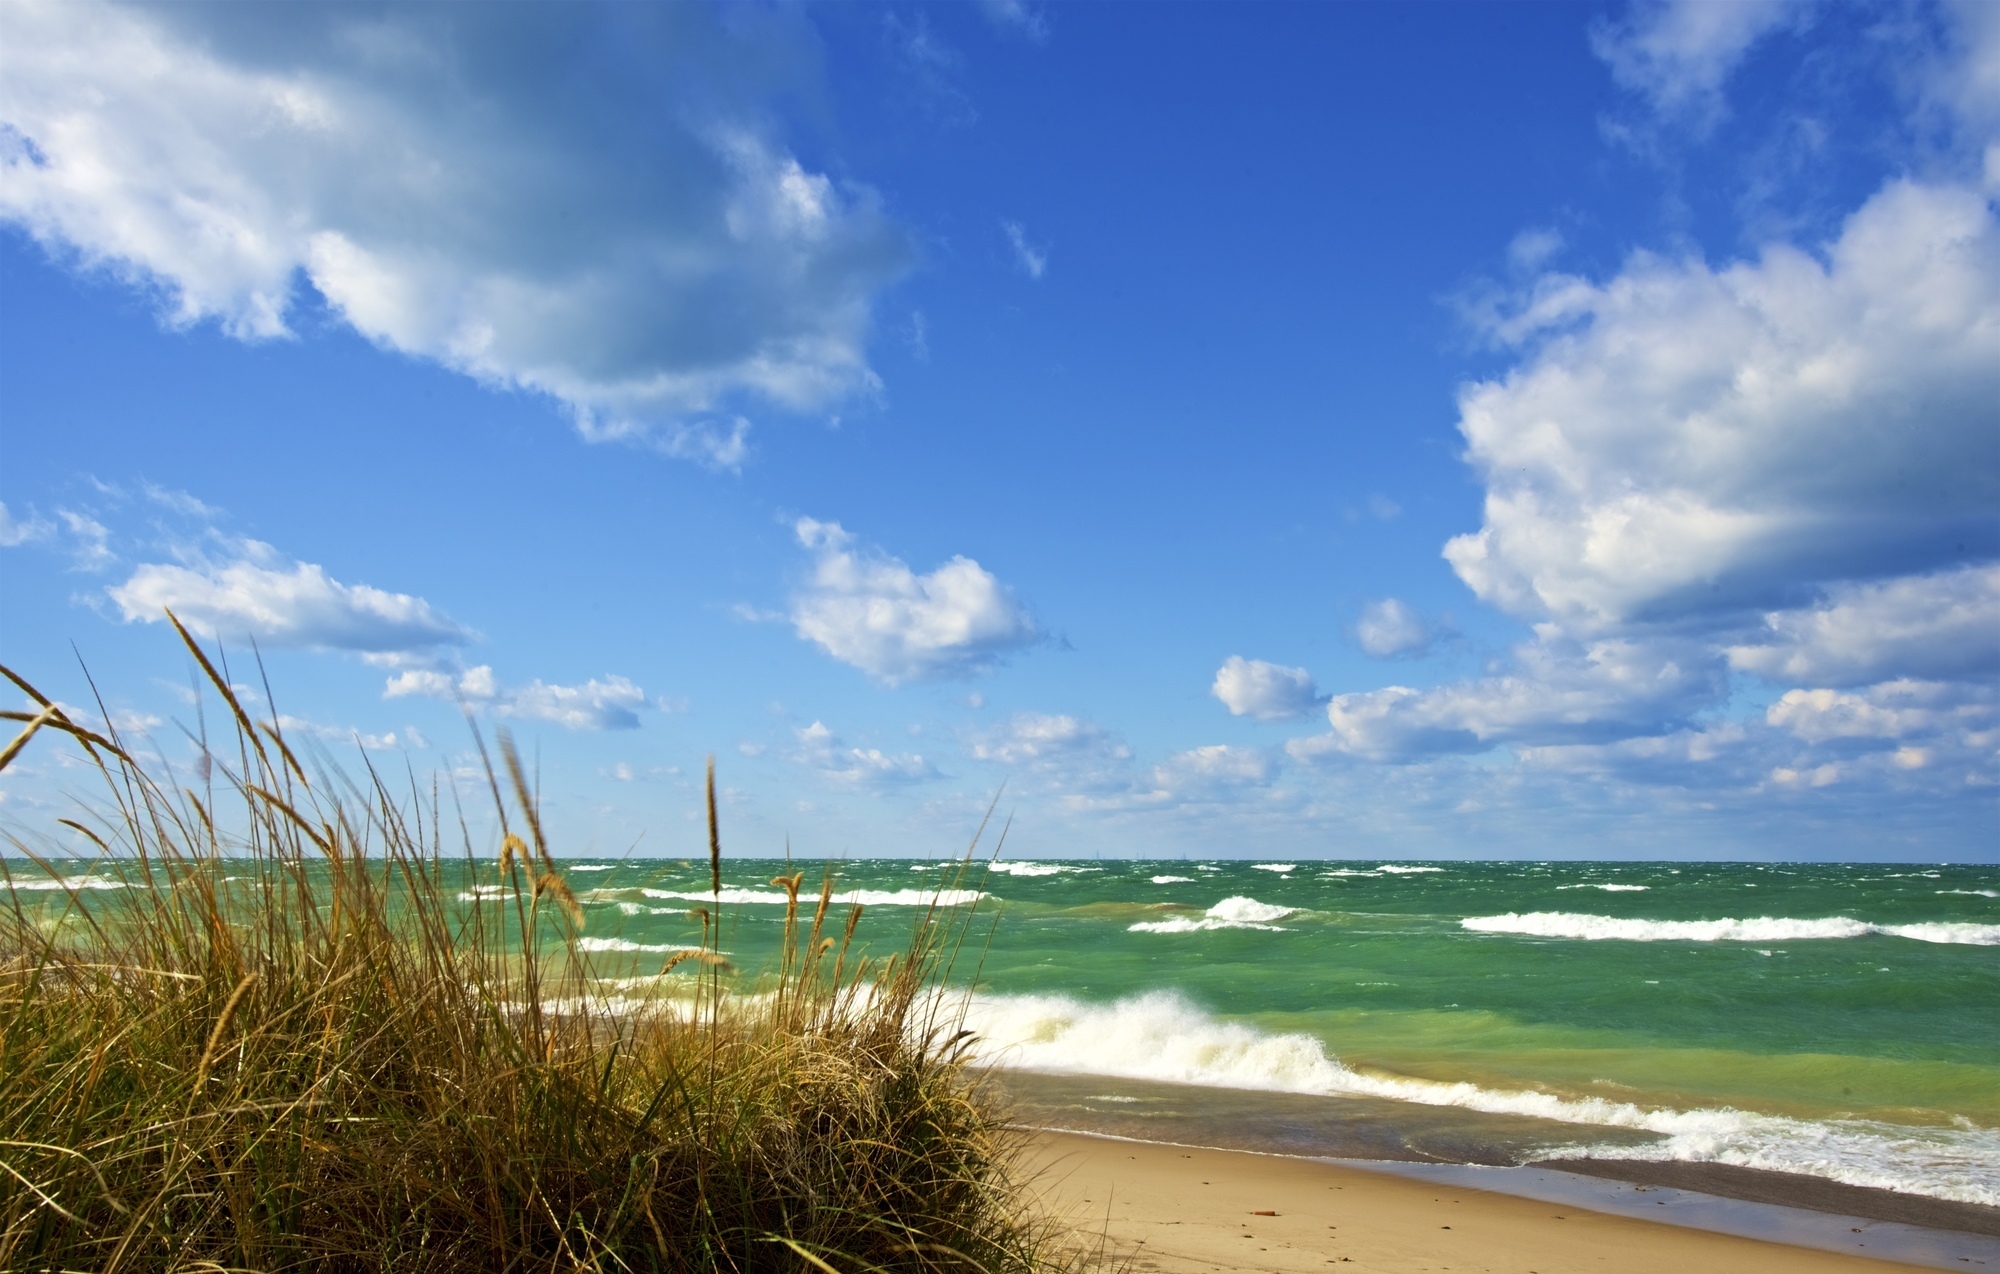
left=1556, top=883, right=1651, bottom=892
left=960, top=989, right=2000, bottom=1207
left=568, top=864, right=616, bottom=872
left=576, top=937, right=704, bottom=955
left=643, top=887, right=986, bottom=907
left=4, top=876, right=129, bottom=891
left=1129, top=896, right=1294, bottom=933
left=1938, top=889, right=1999, bottom=898
left=1150, top=875, right=1194, bottom=884
left=1376, top=864, right=1443, bottom=874
left=1461, top=912, right=2000, bottom=945
left=987, top=861, right=1069, bottom=877
left=1250, top=863, right=1296, bottom=873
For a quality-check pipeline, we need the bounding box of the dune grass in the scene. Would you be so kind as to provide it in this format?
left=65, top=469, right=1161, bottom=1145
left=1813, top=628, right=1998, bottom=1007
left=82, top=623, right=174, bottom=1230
left=0, top=621, right=1069, bottom=1273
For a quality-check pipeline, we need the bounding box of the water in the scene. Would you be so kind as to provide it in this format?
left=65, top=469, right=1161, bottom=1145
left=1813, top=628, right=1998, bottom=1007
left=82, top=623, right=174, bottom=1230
left=15, top=855, right=2000, bottom=1209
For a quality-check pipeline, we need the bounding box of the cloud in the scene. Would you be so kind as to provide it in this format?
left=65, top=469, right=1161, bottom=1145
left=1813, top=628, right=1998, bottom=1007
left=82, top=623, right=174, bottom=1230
left=0, top=502, right=52, bottom=547
left=1355, top=599, right=1433, bottom=659
left=57, top=510, right=114, bottom=570
left=503, top=676, right=647, bottom=732
left=1729, top=564, right=2000, bottom=687
left=384, top=662, right=645, bottom=731
left=1591, top=0, right=1808, bottom=126
left=1211, top=656, right=1323, bottom=721
left=787, top=518, right=1040, bottom=685
left=1149, top=744, right=1277, bottom=795
left=109, top=538, right=469, bottom=652
left=1002, top=220, right=1047, bottom=279
left=1294, top=634, right=1720, bottom=761
left=1766, top=680, right=1999, bottom=745
left=977, top=0, right=1049, bottom=41
left=789, top=720, right=939, bottom=787
left=971, top=712, right=1128, bottom=768
left=0, top=0, right=910, bottom=453
left=1446, top=178, right=2000, bottom=630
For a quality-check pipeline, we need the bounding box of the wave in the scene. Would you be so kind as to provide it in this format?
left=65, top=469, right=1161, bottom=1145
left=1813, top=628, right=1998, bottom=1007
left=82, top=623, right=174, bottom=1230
left=1556, top=883, right=1650, bottom=892
left=1461, top=912, right=2000, bottom=945
left=1939, top=889, right=1999, bottom=898
left=961, top=990, right=2000, bottom=1206
left=568, top=864, right=616, bottom=872
left=576, top=937, right=704, bottom=955
left=642, top=887, right=987, bottom=907
left=1375, top=864, right=1443, bottom=874
left=987, top=861, right=1083, bottom=877
left=1250, top=864, right=1296, bottom=873
left=4, top=876, right=129, bottom=891
left=1129, top=896, right=1293, bottom=933
left=1150, top=875, right=1194, bottom=884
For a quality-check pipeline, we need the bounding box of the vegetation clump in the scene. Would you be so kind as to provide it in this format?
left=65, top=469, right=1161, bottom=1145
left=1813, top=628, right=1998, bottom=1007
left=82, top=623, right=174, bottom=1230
left=0, top=623, right=1060, bottom=1273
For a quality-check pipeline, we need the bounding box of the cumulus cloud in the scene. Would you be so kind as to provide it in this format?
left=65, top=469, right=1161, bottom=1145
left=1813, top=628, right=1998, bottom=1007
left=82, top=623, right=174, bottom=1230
left=1355, top=599, right=1433, bottom=659
left=1728, top=564, right=2000, bottom=687
left=1149, top=744, right=1277, bottom=795
left=0, top=0, right=910, bottom=455
left=1293, top=634, right=1720, bottom=762
left=789, top=721, right=939, bottom=787
left=1447, top=178, right=2000, bottom=630
left=109, top=538, right=469, bottom=653
left=1591, top=0, right=1807, bottom=125
left=787, top=518, right=1040, bottom=685
left=970, top=712, right=1128, bottom=768
left=384, top=663, right=645, bottom=731
left=1766, top=679, right=1999, bottom=745
left=1211, top=656, right=1324, bottom=720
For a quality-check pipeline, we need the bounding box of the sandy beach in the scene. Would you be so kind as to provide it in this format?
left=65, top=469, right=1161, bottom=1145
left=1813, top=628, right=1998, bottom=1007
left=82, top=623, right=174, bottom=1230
left=1024, top=1131, right=1936, bottom=1273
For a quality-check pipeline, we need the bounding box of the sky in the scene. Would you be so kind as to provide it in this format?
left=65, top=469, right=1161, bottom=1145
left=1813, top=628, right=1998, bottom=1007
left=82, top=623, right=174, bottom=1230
left=1, top=0, right=1996, bottom=862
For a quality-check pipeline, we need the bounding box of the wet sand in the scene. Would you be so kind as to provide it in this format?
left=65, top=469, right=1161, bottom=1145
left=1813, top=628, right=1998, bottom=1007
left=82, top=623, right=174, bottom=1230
left=1025, top=1130, right=1949, bottom=1273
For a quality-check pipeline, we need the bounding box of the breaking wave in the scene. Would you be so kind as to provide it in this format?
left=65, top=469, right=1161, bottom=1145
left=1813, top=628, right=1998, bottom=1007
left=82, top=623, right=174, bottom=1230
left=1462, top=912, right=2000, bottom=945
left=641, top=887, right=987, bottom=907
left=961, top=990, right=2000, bottom=1206
left=1129, top=896, right=1294, bottom=933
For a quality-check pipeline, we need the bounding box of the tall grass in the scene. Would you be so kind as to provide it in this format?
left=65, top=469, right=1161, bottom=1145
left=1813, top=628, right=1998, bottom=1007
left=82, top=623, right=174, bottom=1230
left=0, top=621, right=1066, bottom=1273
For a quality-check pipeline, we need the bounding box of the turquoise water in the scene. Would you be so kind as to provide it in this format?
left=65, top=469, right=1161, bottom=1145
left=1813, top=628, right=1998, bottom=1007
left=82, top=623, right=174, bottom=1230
left=16, top=856, right=2000, bottom=1205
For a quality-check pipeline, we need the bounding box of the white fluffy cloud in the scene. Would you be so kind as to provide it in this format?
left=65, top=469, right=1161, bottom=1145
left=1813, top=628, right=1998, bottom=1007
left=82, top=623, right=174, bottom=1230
left=789, top=721, right=939, bottom=787
left=1295, top=634, right=1720, bottom=762
left=0, top=0, right=908, bottom=459
left=1211, top=656, right=1323, bottom=720
left=1766, top=680, right=1999, bottom=746
left=1355, top=599, right=1433, bottom=659
left=384, top=663, right=645, bottom=731
left=788, top=518, right=1040, bottom=686
left=1447, top=178, right=2000, bottom=630
left=1728, top=564, right=2000, bottom=687
left=971, top=712, right=1128, bottom=768
left=1149, top=744, right=1277, bottom=794
left=1591, top=0, right=1807, bottom=124
left=109, top=539, right=468, bottom=652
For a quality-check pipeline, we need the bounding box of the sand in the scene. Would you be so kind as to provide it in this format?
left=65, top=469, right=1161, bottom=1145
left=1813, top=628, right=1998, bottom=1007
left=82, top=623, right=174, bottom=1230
left=1023, top=1130, right=1927, bottom=1273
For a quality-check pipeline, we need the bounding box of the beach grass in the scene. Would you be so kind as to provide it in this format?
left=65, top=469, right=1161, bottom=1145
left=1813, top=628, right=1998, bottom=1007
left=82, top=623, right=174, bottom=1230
left=0, top=620, right=1067, bottom=1273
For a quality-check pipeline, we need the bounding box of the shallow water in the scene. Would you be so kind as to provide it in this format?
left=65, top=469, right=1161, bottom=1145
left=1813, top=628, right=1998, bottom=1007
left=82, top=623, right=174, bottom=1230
left=16, top=855, right=1998, bottom=1206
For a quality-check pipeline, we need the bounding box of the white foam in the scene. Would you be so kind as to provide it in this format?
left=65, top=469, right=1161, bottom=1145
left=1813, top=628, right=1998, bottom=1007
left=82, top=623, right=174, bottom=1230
left=1556, top=883, right=1650, bottom=892
left=4, top=876, right=129, bottom=891
left=1251, top=863, right=1296, bottom=873
left=457, top=885, right=511, bottom=901
left=576, top=937, right=704, bottom=955
left=1376, top=864, right=1443, bottom=874
left=987, top=861, right=1068, bottom=877
left=567, top=864, right=616, bottom=872
left=962, top=990, right=2000, bottom=1206
left=1151, top=875, right=1194, bottom=884
left=1129, top=896, right=1294, bottom=933
left=643, top=887, right=987, bottom=907
left=1939, top=889, right=1999, bottom=898
left=1462, top=912, right=2000, bottom=945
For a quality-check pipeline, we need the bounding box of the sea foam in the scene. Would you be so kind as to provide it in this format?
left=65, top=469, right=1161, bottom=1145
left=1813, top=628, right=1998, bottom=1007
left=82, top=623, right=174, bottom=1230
left=1128, top=896, right=1293, bottom=933
left=962, top=990, right=2000, bottom=1206
left=1461, top=912, right=2000, bottom=945
left=642, top=887, right=987, bottom=907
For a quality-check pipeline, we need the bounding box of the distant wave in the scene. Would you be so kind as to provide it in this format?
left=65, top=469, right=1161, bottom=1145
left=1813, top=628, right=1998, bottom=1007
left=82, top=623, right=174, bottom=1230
left=1376, top=864, right=1443, bottom=874
left=4, top=876, right=128, bottom=891
left=576, top=937, right=702, bottom=955
left=1462, top=912, right=2000, bottom=945
left=1556, top=883, right=1650, bottom=892
left=987, top=861, right=1093, bottom=877
left=642, top=887, right=986, bottom=907
left=1939, top=889, right=1999, bottom=898
left=1250, top=864, right=1296, bottom=873
left=962, top=990, right=2000, bottom=1206
left=1129, top=896, right=1293, bottom=933
left=1150, top=875, right=1194, bottom=884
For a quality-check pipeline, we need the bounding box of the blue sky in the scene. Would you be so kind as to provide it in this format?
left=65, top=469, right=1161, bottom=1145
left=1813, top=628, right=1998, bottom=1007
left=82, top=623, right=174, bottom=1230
left=2, top=0, right=1995, bottom=861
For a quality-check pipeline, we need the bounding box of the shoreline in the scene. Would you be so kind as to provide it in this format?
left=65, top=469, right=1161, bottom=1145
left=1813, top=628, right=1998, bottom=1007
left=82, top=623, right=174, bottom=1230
left=1023, top=1128, right=1998, bottom=1272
